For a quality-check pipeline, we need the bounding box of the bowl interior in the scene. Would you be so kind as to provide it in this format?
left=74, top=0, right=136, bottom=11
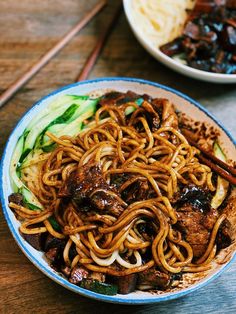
left=1, top=77, right=236, bottom=304
left=123, top=0, right=236, bottom=83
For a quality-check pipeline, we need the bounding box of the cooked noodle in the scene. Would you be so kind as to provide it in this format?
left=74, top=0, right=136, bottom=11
left=9, top=94, right=228, bottom=283
left=131, top=0, right=196, bottom=47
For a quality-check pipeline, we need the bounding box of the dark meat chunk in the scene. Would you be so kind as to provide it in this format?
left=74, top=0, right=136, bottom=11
left=69, top=243, right=78, bottom=261
left=220, top=25, right=236, bottom=52
left=122, top=179, right=152, bottom=204
left=141, top=100, right=161, bottom=131
left=137, top=220, right=156, bottom=241
left=184, top=22, right=200, bottom=40
left=220, top=189, right=236, bottom=242
left=188, top=59, right=211, bottom=71
left=99, top=91, right=140, bottom=107
left=44, top=234, right=66, bottom=269
left=111, top=173, right=132, bottom=190
left=216, top=219, right=232, bottom=250
left=116, top=274, right=137, bottom=294
left=8, top=193, right=24, bottom=206
left=138, top=268, right=171, bottom=290
left=69, top=266, right=89, bottom=285
left=178, top=184, right=212, bottom=212
left=226, top=0, right=236, bottom=9
left=44, top=234, right=66, bottom=252
left=160, top=99, right=179, bottom=130
left=45, top=247, right=58, bottom=262
left=177, top=204, right=219, bottom=258
left=61, top=265, right=71, bottom=277
left=59, top=163, right=125, bottom=217
left=160, top=37, right=183, bottom=56
left=22, top=232, right=45, bottom=251
left=160, top=2, right=236, bottom=74
left=99, top=91, right=125, bottom=106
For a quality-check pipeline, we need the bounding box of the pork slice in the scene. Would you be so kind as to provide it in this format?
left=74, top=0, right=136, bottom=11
left=8, top=193, right=24, bottom=206
left=21, top=232, right=45, bottom=251
left=177, top=204, right=219, bottom=258
left=59, top=163, right=125, bottom=217
left=221, top=189, right=236, bottom=241
left=138, top=268, right=171, bottom=290
left=116, top=274, right=138, bottom=294
left=99, top=91, right=140, bottom=107
left=141, top=100, right=161, bottom=132
left=121, top=179, right=151, bottom=204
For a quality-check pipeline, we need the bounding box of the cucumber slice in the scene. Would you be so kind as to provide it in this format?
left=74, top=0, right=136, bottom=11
left=10, top=134, right=25, bottom=192
left=80, top=279, right=118, bottom=295
left=48, top=216, right=61, bottom=231
left=211, top=142, right=229, bottom=209
left=125, top=97, right=144, bottom=115
left=22, top=96, right=99, bottom=161
left=20, top=187, right=42, bottom=210
left=26, top=95, right=89, bottom=130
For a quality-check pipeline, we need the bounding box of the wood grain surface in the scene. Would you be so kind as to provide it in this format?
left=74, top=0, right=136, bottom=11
left=0, top=1, right=235, bottom=313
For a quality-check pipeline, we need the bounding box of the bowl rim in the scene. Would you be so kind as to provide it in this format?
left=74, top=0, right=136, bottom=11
left=0, top=77, right=236, bottom=305
left=123, top=0, right=236, bottom=83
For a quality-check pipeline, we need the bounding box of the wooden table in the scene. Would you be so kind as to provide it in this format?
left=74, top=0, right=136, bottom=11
left=0, top=1, right=235, bottom=313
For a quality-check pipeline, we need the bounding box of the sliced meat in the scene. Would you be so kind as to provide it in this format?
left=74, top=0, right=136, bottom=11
left=59, top=163, right=125, bottom=216
left=99, top=91, right=140, bottom=107
left=138, top=268, right=171, bottom=290
left=21, top=232, right=45, bottom=251
left=69, top=266, right=89, bottom=285
left=161, top=99, right=179, bottom=130
left=44, top=234, right=66, bottom=269
left=216, top=219, right=232, bottom=250
left=177, top=184, right=212, bottom=212
left=44, top=234, right=66, bottom=252
left=8, top=193, right=24, bottom=206
left=184, top=22, right=201, bottom=40
left=61, top=265, right=71, bottom=277
left=122, top=179, right=152, bottom=204
left=116, top=274, right=137, bottom=294
left=177, top=204, right=219, bottom=258
left=221, top=189, right=236, bottom=242
left=160, top=37, right=183, bottom=57
left=141, top=100, right=161, bottom=131
left=45, top=247, right=58, bottom=262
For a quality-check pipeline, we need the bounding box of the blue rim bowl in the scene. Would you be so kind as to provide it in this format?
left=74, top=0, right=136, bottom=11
left=1, top=77, right=235, bottom=304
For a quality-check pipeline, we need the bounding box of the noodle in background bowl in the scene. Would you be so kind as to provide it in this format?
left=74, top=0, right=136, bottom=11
left=0, top=77, right=236, bottom=304
left=123, top=0, right=236, bottom=84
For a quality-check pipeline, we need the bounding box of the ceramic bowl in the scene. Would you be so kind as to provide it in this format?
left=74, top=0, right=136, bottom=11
left=1, top=77, right=236, bottom=304
left=123, top=0, right=236, bottom=84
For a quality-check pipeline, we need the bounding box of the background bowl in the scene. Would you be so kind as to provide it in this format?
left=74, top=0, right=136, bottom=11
left=123, top=0, right=236, bottom=84
left=1, top=77, right=236, bottom=304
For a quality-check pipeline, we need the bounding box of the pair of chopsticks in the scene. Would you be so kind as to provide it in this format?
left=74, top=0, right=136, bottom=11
left=0, top=0, right=122, bottom=108
left=182, top=129, right=236, bottom=185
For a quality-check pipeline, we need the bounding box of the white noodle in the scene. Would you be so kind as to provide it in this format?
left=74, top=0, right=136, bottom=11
left=131, top=0, right=196, bottom=47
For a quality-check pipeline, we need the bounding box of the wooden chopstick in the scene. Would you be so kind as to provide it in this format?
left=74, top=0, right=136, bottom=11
left=0, top=0, right=106, bottom=108
left=197, top=154, right=236, bottom=185
left=76, top=2, right=122, bottom=82
left=182, top=130, right=236, bottom=185
left=184, top=132, right=236, bottom=176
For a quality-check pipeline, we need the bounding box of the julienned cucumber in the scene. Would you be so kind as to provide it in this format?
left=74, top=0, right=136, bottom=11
left=211, top=141, right=229, bottom=209
left=10, top=94, right=100, bottom=213
left=20, top=187, right=42, bottom=209
left=10, top=94, right=144, bottom=215
left=80, top=279, right=118, bottom=295
left=22, top=96, right=99, bottom=161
